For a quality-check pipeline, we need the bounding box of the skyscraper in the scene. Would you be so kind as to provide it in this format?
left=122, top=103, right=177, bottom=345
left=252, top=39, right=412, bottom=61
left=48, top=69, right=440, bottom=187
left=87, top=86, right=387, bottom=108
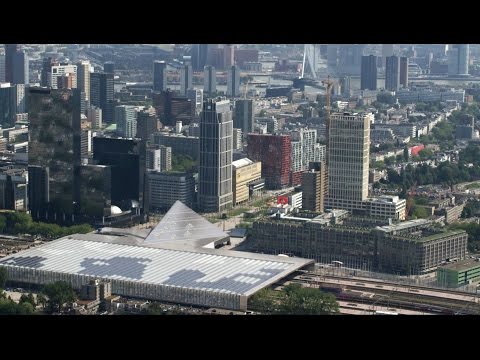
left=399, top=57, right=409, bottom=88
left=153, top=60, right=167, bottom=92
left=0, top=83, right=17, bottom=128
left=227, top=65, right=240, bottom=97
left=385, top=55, right=400, bottom=91
left=77, top=60, right=91, bottom=103
left=104, top=61, right=114, bottom=74
left=5, top=45, right=28, bottom=85
left=136, top=108, right=159, bottom=140
left=247, top=134, right=291, bottom=189
left=234, top=99, right=254, bottom=135
left=41, top=57, right=56, bottom=87
left=192, top=44, right=209, bottom=72
left=224, top=44, right=235, bottom=69
left=0, top=54, right=5, bottom=82
left=115, top=105, right=137, bottom=138
left=28, top=87, right=81, bottom=223
left=90, top=72, right=114, bottom=123
left=203, top=65, right=216, bottom=95
left=93, top=137, right=146, bottom=212
left=360, top=55, right=377, bottom=90
left=327, top=112, right=372, bottom=205
left=198, top=99, right=233, bottom=213
left=187, top=88, right=203, bottom=115
left=448, top=44, right=470, bottom=76
left=180, top=64, right=193, bottom=96
left=16, top=84, right=25, bottom=114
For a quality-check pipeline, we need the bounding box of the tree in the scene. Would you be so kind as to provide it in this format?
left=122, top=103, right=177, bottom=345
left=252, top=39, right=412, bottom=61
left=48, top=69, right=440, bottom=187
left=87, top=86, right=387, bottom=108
left=280, top=283, right=339, bottom=315
left=248, top=288, right=278, bottom=314
left=403, top=147, right=409, bottom=162
left=42, top=281, right=77, bottom=314
left=36, top=293, right=47, bottom=309
left=19, top=293, right=37, bottom=310
left=0, top=267, right=7, bottom=289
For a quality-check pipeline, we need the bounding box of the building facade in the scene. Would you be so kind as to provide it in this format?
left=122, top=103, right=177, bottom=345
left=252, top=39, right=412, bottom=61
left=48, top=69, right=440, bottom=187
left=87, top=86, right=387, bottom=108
left=232, top=158, right=262, bottom=205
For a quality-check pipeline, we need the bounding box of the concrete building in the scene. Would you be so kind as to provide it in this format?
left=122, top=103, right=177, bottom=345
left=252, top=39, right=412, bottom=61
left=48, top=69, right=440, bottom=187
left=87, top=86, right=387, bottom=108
left=159, top=145, right=171, bottom=172
left=0, top=54, right=5, bottom=82
left=115, top=105, right=137, bottom=138
left=385, top=56, right=400, bottom=91
left=152, top=89, right=196, bottom=126
left=153, top=61, right=167, bottom=92
left=187, top=88, right=203, bottom=115
left=234, top=99, right=254, bottom=135
left=136, top=107, right=159, bottom=141
left=232, top=158, right=262, bottom=205
left=152, top=133, right=199, bottom=160
left=233, top=128, right=242, bottom=150
left=146, top=147, right=161, bottom=172
left=198, top=99, right=233, bottom=213
left=180, top=64, right=193, bottom=96
left=203, top=65, right=216, bottom=95
left=16, top=83, right=25, bottom=114
left=302, top=164, right=327, bottom=213
left=87, top=106, right=102, bottom=129
left=291, top=128, right=317, bottom=172
left=147, top=172, right=195, bottom=210
left=396, top=88, right=465, bottom=103
left=327, top=112, right=371, bottom=205
left=227, top=65, right=240, bottom=98
left=247, top=134, right=291, bottom=190
left=251, top=216, right=467, bottom=275
left=361, top=55, right=377, bottom=91
left=224, top=45, right=235, bottom=69
left=437, top=259, right=480, bottom=288
left=50, top=64, right=77, bottom=89
left=0, top=167, right=28, bottom=211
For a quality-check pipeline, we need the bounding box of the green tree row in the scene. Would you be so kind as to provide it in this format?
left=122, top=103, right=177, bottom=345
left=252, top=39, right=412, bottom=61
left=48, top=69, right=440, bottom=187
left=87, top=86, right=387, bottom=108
left=248, top=283, right=339, bottom=315
left=0, top=212, right=93, bottom=239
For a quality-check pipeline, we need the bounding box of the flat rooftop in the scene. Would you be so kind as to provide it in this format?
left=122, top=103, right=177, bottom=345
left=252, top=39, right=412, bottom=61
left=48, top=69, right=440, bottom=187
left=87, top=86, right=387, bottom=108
left=439, top=258, right=480, bottom=272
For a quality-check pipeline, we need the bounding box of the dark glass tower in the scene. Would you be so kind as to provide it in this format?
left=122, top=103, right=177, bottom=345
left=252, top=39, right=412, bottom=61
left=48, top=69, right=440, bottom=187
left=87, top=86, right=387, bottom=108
left=90, top=72, right=114, bottom=123
left=360, top=55, right=377, bottom=91
left=153, top=60, right=167, bottom=92
left=28, top=87, right=81, bottom=223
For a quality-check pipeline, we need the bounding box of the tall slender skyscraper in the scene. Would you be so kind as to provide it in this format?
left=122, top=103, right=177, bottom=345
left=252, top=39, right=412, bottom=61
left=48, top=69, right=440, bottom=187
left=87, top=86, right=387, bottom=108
left=192, top=44, right=209, bottom=72
left=180, top=64, right=193, bottom=96
left=0, top=83, right=17, bottom=128
left=399, top=57, right=409, bottom=88
left=198, top=99, right=233, bottom=213
left=327, top=112, right=372, bottom=206
left=203, top=65, right=216, bottom=95
left=153, top=60, right=167, bottom=92
left=224, top=44, right=235, bottom=69
left=234, top=99, right=254, bottom=135
left=77, top=60, right=91, bottom=102
left=90, top=72, right=114, bottom=123
left=28, top=87, right=81, bottom=223
left=227, top=65, right=240, bottom=97
left=385, top=55, right=400, bottom=91
left=0, top=54, right=5, bottom=82
left=360, top=55, right=377, bottom=90
left=6, top=45, right=29, bottom=85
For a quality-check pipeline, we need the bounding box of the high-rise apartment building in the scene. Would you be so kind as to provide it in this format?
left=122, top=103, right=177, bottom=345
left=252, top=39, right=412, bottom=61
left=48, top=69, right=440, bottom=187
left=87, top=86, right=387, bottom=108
left=302, top=163, right=327, bottom=213
left=399, top=57, right=409, bottom=88
left=234, top=99, right=254, bottom=135
left=50, top=64, right=77, bottom=89
left=115, top=105, right=137, bottom=138
left=77, top=60, right=91, bottom=103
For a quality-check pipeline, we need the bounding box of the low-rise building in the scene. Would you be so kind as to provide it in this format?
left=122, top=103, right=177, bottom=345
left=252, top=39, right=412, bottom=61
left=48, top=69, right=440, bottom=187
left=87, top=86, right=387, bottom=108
left=437, top=259, right=480, bottom=287
left=232, top=158, right=262, bottom=205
